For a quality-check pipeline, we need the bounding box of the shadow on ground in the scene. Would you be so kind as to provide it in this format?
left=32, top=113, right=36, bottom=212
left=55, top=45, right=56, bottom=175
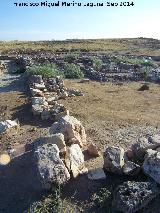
left=11, top=102, right=53, bottom=128
left=0, top=151, right=44, bottom=213
left=0, top=74, right=27, bottom=93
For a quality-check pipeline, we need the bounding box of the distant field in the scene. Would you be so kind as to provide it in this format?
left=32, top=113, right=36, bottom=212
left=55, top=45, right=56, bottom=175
left=0, top=38, right=160, bottom=56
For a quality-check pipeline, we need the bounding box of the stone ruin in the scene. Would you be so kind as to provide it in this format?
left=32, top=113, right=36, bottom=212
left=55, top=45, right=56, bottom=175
left=103, top=134, right=160, bottom=212
left=1, top=112, right=160, bottom=212
left=1, top=51, right=160, bottom=83
left=28, top=74, right=84, bottom=120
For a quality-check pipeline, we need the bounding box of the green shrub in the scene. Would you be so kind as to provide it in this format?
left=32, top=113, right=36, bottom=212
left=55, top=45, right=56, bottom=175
left=26, top=186, right=77, bottom=213
left=138, top=67, right=150, bottom=80
left=27, top=63, right=64, bottom=78
left=64, top=53, right=79, bottom=63
left=112, top=56, right=155, bottom=67
left=92, top=57, right=103, bottom=71
left=140, top=60, right=154, bottom=66
left=91, top=188, right=112, bottom=212
left=64, top=63, right=84, bottom=79
left=27, top=186, right=62, bottom=213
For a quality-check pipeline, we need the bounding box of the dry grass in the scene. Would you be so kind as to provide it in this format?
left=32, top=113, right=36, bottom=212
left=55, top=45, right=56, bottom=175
left=62, top=80, right=160, bottom=126
left=0, top=38, right=160, bottom=56
left=60, top=80, right=160, bottom=150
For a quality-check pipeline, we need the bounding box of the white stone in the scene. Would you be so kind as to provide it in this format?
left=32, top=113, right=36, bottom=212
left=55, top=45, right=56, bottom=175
left=0, top=120, right=19, bottom=134
left=33, top=83, right=46, bottom=90
left=44, top=133, right=66, bottom=153
left=30, top=88, right=44, bottom=97
left=49, top=115, right=86, bottom=147
left=65, top=144, right=85, bottom=178
left=32, top=104, right=44, bottom=115
left=31, top=97, right=46, bottom=105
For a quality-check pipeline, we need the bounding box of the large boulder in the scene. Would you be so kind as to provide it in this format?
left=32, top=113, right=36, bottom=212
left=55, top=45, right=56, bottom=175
left=132, top=136, right=160, bottom=161
left=49, top=115, right=87, bottom=147
left=143, top=149, right=160, bottom=184
left=113, top=181, right=160, bottom=213
left=103, top=146, right=125, bottom=174
left=65, top=144, right=86, bottom=178
left=34, top=144, right=70, bottom=188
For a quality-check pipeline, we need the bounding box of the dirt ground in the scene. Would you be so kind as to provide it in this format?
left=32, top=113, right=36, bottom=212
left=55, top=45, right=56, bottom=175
left=0, top=77, right=160, bottom=212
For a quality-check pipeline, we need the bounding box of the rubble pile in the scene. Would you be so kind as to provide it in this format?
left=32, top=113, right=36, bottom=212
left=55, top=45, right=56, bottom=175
left=1, top=51, right=160, bottom=83
left=103, top=134, right=160, bottom=212
left=28, top=75, right=83, bottom=120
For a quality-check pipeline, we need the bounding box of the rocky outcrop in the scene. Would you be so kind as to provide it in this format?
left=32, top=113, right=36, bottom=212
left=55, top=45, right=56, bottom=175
left=34, top=143, right=70, bottom=188
left=113, top=181, right=160, bottom=213
left=49, top=115, right=87, bottom=147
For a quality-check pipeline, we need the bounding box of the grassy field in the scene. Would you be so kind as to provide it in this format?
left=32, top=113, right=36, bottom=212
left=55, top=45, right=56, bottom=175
left=0, top=38, right=160, bottom=56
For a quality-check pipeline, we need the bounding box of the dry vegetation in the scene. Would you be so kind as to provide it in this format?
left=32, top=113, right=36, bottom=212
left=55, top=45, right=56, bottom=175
left=60, top=80, right=160, bottom=150
left=0, top=38, right=160, bottom=56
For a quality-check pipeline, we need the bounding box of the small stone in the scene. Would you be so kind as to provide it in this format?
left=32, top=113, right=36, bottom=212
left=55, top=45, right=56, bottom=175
left=0, top=120, right=19, bottom=134
left=31, top=97, right=46, bottom=105
left=138, top=84, right=149, bottom=91
left=30, top=88, right=44, bottom=97
left=32, top=104, right=44, bottom=115
left=41, top=109, right=51, bottom=120
left=33, top=83, right=46, bottom=90
left=87, top=142, right=100, bottom=157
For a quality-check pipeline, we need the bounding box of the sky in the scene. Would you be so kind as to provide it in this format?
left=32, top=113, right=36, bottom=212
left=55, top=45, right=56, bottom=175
left=0, top=0, right=160, bottom=40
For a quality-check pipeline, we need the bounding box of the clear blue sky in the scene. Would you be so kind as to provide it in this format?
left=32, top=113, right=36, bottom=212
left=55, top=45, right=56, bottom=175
left=0, top=0, right=160, bottom=40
